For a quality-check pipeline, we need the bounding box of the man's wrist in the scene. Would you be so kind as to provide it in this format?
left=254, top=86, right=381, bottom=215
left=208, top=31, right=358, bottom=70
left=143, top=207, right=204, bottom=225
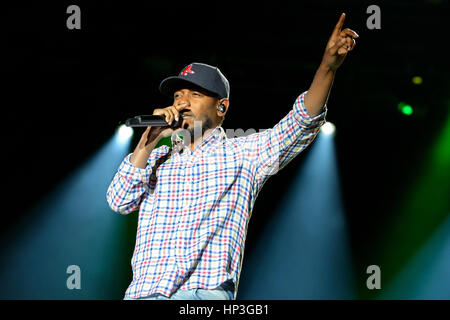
left=131, top=140, right=158, bottom=168
left=319, top=61, right=338, bottom=74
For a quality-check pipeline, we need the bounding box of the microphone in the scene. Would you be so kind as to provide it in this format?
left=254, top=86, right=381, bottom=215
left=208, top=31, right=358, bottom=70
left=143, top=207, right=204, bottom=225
left=125, top=115, right=183, bottom=128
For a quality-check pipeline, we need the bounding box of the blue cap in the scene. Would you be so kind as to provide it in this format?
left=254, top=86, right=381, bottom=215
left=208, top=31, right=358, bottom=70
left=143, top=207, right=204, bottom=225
left=159, top=62, right=230, bottom=99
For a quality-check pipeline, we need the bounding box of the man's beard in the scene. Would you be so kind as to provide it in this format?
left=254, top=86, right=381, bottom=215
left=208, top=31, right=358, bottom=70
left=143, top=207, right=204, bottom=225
left=174, top=115, right=215, bottom=148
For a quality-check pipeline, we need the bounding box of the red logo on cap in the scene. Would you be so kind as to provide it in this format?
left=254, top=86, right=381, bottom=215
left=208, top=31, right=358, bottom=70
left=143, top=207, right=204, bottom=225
left=181, top=64, right=195, bottom=76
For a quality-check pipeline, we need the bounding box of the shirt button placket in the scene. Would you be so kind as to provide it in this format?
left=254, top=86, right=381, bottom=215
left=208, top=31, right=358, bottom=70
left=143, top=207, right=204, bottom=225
left=172, top=153, right=183, bottom=283
left=176, top=151, right=191, bottom=273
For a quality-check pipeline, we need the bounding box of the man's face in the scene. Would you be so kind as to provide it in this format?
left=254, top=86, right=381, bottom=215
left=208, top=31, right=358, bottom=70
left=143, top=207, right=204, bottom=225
left=173, top=84, right=219, bottom=135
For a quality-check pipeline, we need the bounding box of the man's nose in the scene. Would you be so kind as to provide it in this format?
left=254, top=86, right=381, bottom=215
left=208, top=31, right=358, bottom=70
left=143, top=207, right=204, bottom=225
left=176, top=100, right=190, bottom=111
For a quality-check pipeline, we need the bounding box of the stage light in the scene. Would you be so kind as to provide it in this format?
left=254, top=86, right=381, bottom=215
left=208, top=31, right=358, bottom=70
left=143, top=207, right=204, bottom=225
left=321, top=122, right=336, bottom=136
left=0, top=130, right=134, bottom=299
left=117, top=124, right=133, bottom=144
left=412, top=76, right=423, bottom=85
left=381, top=214, right=450, bottom=299
left=238, top=133, right=354, bottom=299
left=398, top=102, right=413, bottom=116
left=377, top=111, right=450, bottom=299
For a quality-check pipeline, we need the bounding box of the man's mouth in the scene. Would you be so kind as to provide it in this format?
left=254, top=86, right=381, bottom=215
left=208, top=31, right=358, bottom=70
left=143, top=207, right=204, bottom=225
left=180, top=114, right=193, bottom=130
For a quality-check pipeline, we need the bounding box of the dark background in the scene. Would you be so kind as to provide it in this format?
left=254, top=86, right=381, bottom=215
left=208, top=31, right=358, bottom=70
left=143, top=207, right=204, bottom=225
left=3, top=0, right=449, bottom=299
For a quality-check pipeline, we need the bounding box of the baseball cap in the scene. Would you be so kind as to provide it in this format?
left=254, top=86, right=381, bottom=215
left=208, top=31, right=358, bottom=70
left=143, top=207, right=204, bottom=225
left=159, top=62, right=230, bottom=99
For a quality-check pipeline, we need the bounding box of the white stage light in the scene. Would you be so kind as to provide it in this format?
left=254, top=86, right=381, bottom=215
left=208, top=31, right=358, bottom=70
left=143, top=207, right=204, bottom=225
left=117, top=125, right=133, bottom=144
left=321, top=122, right=336, bottom=136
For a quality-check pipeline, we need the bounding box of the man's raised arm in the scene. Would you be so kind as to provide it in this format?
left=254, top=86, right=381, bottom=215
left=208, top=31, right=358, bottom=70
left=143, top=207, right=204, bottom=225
left=304, top=13, right=359, bottom=117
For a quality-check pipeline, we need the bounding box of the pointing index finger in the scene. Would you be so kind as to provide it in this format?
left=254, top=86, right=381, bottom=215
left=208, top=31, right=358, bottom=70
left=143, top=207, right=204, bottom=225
left=332, top=13, right=346, bottom=37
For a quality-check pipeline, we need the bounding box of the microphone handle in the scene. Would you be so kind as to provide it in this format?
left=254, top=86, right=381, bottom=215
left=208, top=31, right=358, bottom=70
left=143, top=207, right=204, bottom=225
left=125, top=115, right=182, bottom=128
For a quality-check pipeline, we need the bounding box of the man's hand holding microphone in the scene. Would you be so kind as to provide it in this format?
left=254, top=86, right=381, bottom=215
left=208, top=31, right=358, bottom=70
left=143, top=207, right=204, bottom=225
left=130, top=104, right=185, bottom=168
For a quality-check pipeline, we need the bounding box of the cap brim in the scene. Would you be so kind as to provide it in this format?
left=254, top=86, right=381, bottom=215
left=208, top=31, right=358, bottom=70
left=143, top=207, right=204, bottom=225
left=159, top=76, right=218, bottom=98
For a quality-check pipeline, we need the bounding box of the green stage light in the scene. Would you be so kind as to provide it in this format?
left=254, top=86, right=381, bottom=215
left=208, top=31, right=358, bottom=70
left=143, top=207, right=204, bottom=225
left=412, top=76, right=423, bottom=85
left=376, top=110, right=450, bottom=299
left=398, top=102, right=413, bottom=116
left=156, top=135, right=172, bottom=148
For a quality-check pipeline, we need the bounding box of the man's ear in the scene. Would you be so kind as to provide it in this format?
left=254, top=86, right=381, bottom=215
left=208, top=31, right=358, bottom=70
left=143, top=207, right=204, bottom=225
left=217, top=98, right=229, bottom=116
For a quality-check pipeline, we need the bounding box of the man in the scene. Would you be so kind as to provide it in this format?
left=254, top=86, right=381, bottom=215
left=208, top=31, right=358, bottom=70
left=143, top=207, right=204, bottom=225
left=107, top=13, right=358, bottom=300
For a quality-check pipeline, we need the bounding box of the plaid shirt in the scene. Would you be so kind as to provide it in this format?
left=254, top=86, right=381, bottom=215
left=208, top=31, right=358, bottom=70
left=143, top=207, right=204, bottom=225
left=106, top=91, right=326, bottom=299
